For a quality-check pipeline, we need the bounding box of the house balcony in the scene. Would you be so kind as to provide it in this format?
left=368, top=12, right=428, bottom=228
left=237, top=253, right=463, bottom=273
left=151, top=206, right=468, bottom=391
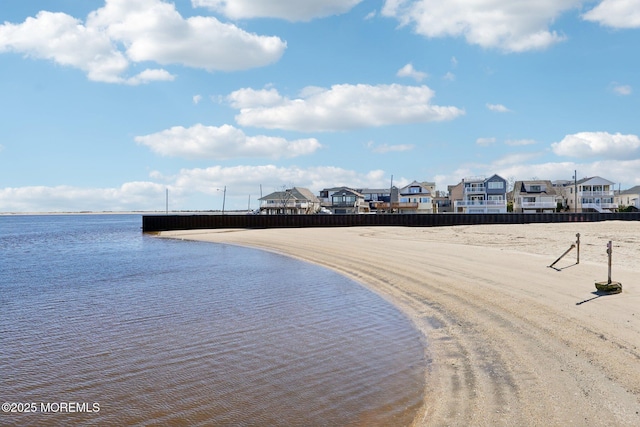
left=463, top=186, right=486, bottom=194
left=331, top=201, right=359, bottom=207
left=520, top=201, right=557, bottom=209
left=579, top=190, right=614, bottom=197
left=261, top=201, right=312, bottom=209
left=454, top=200, right=507, bottom=208
left=375, top=202, right=419, bottom=210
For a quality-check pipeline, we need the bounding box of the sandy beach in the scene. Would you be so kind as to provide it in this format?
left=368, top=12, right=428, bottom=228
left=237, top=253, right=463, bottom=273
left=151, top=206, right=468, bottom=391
left=160, top=221, right=640, bottom=426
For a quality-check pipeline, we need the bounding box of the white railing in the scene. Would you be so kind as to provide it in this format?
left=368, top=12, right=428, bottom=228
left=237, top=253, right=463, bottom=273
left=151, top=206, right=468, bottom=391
left=579, top=190, right=614, bottom=197
left=520, top=201, right=557, bottom=209
left=454, top=200, right=506, bottom=207
left=464, top=186, right=486, bottom=194
left=583, top=202, right=618, bottom=210
left=260, top=201, right=311, bottom=208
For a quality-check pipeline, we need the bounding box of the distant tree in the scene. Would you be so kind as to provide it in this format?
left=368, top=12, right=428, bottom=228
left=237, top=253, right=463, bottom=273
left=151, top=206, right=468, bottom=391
left=278, top=185, right=294, bottom=215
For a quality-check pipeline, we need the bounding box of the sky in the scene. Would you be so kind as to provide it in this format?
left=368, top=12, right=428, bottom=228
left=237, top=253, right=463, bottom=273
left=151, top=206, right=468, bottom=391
left=1, top=0, right=639, bottom=212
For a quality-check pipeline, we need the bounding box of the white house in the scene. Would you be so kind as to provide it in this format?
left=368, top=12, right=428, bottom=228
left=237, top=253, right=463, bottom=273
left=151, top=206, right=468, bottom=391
left=259, top=187, right=321, bottom=215
left=563, top=176, right=618, bottom=213
left=615, top=185, right=640, bottom=211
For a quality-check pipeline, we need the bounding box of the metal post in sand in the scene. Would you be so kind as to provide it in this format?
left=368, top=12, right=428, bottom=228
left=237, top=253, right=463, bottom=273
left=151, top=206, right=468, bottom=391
left=549, top=233, right=581, bottom=270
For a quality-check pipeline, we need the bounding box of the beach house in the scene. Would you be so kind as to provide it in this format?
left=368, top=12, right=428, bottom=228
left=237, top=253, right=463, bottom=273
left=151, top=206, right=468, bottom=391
left=259, top=187, right=321, bottom=215
left=562, top=176, right=618, bottom=213
left=452, top=175, right=508, bottom=213
left=511, top=180, right=561, bottom=213
left=615, top=185, right=640, bottom=211
left=395, top=181, right=435, bottom=214
left=318, top=187, right=369, bottom=214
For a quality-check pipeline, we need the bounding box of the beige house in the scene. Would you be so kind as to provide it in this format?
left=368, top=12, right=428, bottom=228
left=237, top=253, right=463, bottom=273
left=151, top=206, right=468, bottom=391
left=259, top=187, right=321, bottom=215
left=615, top=185, right=640, bottom=211
left=394, top=181, right=435, bottom=214
left=562, top=176, right=618, bottom=213
left=511, top=180, right=561, bottom=213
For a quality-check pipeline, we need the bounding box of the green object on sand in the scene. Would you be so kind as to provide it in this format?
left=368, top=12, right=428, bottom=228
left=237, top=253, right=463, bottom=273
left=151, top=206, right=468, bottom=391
left=595, top=281, right=622, bottom=294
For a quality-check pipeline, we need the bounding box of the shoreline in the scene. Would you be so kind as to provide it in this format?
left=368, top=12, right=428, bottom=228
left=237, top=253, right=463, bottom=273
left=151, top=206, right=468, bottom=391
left=160, top=222, right=640, bottom=426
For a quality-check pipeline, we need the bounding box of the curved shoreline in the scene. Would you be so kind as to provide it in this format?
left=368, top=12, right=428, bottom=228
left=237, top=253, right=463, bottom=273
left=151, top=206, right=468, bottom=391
left=160, top=222, right=640, bottom=426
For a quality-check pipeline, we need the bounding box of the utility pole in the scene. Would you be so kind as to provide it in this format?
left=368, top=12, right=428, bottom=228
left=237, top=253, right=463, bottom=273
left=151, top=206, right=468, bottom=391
left=222, top=186, right=226, bottom=215
left=574, top=170, right=577, bottom=213
left=165, top=188, right=168, bottom=215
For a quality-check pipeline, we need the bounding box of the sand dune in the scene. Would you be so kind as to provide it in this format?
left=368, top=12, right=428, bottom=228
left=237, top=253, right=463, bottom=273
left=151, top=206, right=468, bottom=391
left=161, top=221, right=640, bottom=426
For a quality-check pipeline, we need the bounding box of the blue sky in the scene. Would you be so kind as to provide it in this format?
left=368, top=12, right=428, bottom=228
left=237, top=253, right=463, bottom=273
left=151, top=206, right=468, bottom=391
left=1, top=0, right=639, bottom=212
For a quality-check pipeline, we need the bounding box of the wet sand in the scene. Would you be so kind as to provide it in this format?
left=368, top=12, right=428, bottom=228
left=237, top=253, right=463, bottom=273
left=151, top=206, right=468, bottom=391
left=161, top=221, right=640, bottom=426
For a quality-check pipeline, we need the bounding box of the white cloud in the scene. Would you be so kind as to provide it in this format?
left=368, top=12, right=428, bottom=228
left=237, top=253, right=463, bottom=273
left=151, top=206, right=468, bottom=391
left=0, top=164, right=397, bottom=212
left=583, top=0, right=640, bottom=28
left=135, top=124, right=321, bottom=160
left=228, top=84, right=465, bottom=132
left=0, top=182, right=167, bottom=212
left=443, top=71, right=456, bottom=81
left=191, top=0, right=363, bottom=21
left=381, top=0, right=581, bottom=52
left=611, top=83, right=632, bottom=95
left=0, top=0, right=286, bottom=84
left=193, top=95, right=203, bottom=104
left=367, top=141, right=415, bottom=153
left=486, top=103, right=511, bottom=112
left=125, top=68, right=175, bottom=85
left=551, top=131, right=640, bottom=159
left=396, top=63, right=428, bottom=82
left=505, top=139, right=537, bottom=146
left=476, top=137, right=496, bottom=146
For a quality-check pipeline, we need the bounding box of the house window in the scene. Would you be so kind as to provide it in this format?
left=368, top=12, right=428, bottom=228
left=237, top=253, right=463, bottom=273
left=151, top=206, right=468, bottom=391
left=524, top=197, right=536, bottom=203
left=400, top=197, right=409, bottom=203
left=530, top=185, right=541, bottom=192
left=409, top=186, right=420, bottom=193
left=488, top=195, right=504, bottom=201
left=488, top=181, right=504, bottom=189
left=420, top=197, right=430, bottom=203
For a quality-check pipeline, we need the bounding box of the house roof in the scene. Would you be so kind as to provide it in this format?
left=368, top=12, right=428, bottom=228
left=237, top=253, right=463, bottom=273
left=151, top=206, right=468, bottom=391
left=619, top=185, right=640, bottom=195
left=357, top=188, right=391, bottom=194
left=331, top=188, right=364, bottom=197
left=575, top=176, right=615, bottom=186
left=512, top=180, right=559, bottom=197
left=259, top=187, right=319, bottom=202
left=399, top=180, right=433, bottom=194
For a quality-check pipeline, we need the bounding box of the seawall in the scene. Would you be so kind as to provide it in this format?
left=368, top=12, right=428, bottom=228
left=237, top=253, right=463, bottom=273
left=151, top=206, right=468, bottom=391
left=142, top=212, right=640, bottom=232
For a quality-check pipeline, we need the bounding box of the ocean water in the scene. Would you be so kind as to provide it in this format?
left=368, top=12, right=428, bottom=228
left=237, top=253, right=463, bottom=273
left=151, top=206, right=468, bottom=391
left=0, top=215, right=426, bottom=426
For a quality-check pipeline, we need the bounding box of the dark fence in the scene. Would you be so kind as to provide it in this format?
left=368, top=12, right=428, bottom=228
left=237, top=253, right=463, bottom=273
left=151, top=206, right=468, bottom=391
left=142, top=212, right=640, bottom=232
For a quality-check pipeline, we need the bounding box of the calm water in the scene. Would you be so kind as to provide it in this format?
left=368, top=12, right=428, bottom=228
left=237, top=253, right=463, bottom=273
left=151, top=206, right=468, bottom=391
left=0, top=215, right=426, bottom=426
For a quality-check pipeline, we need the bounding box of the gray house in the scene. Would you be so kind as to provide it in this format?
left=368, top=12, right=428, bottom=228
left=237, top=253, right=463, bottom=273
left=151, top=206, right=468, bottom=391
left=453, top=174, right=507, bottom=213
left=318, top=187, right=369, bottom=214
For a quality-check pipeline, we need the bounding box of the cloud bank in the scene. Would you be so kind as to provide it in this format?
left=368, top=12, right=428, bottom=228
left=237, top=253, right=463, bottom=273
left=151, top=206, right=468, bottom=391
left=551, top=131, right=640, bottom=159
left=381, top=0, right=581, bottom=52
left=0, top=0, right=286, bottom=84
left=227, top=84, right=465, bottom=131
left=136, top=124, right=321, bottom=159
